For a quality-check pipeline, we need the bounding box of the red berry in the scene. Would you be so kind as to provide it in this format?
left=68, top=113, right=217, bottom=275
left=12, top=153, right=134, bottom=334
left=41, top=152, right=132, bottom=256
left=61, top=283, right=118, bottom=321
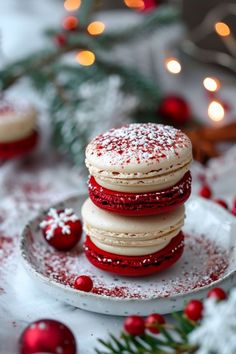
left=199, top=185, right=212, bottom=199
left=207, top=287, right=227, bottom=301
left=54, top=33, right=66, bottom=47
left=184, top=300, right=203, bottom=321
left=74, top=275, right=93, bottom=292
left=124, top=316, right=145, bottom=336
left=145, top=313, right=165, bottom=334
left=214, top=199, right=228, bottom=209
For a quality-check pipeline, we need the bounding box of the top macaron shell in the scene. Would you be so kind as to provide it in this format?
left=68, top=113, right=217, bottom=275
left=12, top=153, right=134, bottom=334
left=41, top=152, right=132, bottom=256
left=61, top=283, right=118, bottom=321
left=0, top=103, right=37, bottom=143
left=85, top=123, right=192, bottom=193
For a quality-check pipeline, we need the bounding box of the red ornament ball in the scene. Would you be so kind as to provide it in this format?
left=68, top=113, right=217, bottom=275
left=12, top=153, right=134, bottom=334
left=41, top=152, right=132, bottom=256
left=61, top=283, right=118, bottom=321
left=207, top=287, right=227, bottom=301
left=199, top=185, right=212, bottom=199
left=158, top=95, right=190, bottom=126
left=40, top=208, right=82, bottom=251
left=124, top=316, right=145, bottom=336
left=74, top=275, right=93, bottom=292
left=19, top=319, right=76, bottom=354
left=231, top=206, right=236, bottom=216
left=63, top=16, right=78, bottom=31
left=54, top=33, right=66, bottom=47
left=141, top=0, right=158, bottom=12
left=145, top=313, right=165, bottom=334
left=214, top=199, right=228, bottom=209
left=233, top=197, right=236, bottom=209
left=184, top=300, right=203, bottom=321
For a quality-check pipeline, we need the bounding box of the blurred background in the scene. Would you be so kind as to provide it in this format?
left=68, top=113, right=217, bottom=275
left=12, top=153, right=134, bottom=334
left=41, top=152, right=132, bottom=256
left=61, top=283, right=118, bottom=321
left=1, top=0, right=236, bottom=169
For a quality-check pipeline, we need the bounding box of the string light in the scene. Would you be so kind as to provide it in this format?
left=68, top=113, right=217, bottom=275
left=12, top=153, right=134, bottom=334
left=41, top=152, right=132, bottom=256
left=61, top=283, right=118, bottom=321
left=87, top=21, right=105, bottom=36
left=165, top=57, right=182, bottom=74
left=63, top=16, right=78, bottom=30
left=76, top=50, right=95, bottom=66
left=203, top=77, right=221, bottom=92
left=215, top=22, right=231, bottom=37
left=208, top=101, right=225, bottom=122
left=124, top=0, right=144, bottom=10
left=64, top=0, right=81, bottom=11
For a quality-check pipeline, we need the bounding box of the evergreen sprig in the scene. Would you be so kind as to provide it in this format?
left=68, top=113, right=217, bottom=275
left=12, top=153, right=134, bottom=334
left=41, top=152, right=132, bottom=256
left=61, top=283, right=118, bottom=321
left=96, top=314, right=198, bottom=354
left=0, top=2, right=180, bottom=167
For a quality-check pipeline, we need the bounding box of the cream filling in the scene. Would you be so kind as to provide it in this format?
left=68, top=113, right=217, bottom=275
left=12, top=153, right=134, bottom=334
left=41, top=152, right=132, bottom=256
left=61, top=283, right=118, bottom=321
left=0, top=108, right=37, bottom=143
left=93, top=161, right=191, bottom=193
left=90, top=234, right=176, bottom=256
left=84, top=219, right=184, bottom=244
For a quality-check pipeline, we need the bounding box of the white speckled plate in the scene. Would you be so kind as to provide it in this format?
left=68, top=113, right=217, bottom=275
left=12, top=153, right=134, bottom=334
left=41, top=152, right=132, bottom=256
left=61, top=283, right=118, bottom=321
left=20, top=195, right=236, bottom=316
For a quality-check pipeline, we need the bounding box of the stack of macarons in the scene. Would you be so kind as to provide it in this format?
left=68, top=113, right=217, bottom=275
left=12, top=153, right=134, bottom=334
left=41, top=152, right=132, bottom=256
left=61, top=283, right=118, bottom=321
left=82, top=123, right=192, bottom=276
left=0, top=101, right=38, bottom=159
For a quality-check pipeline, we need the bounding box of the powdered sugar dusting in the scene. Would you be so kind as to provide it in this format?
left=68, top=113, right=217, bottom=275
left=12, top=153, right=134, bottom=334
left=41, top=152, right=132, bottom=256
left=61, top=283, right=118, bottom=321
left=25, top=230, right=229, bottom=300
left=87, top=123, right=191, bottom=165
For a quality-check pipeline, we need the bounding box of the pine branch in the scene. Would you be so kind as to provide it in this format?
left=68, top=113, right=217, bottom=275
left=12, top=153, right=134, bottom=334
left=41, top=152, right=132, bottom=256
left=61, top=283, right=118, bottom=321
left=95, top=316, right=199, bottom=354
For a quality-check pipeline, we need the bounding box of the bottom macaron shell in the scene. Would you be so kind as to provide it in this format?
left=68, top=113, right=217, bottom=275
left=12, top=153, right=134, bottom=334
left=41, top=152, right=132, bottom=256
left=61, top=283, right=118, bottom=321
left=88, top=172, right=191, bottom=216
left=0, top=130, right=38, bottom=159
left=84, top=232, right=184, bottom=277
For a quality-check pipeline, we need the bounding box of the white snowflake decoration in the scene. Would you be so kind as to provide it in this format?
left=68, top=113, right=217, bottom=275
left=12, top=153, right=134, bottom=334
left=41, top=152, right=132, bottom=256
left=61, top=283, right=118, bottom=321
left=40, top=208, right=79, bottom=240
left=189, top=289, right=236, bottom=354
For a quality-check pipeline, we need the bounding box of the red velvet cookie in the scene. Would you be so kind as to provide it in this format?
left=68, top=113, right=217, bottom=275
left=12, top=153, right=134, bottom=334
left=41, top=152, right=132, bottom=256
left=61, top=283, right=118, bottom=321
left=84, top=232, right=184, bottom=277
left=85, top=123, right=192, bottom=216
left=0, top=101, right=38, bottom=159
left=82, top=198, right=185, bottom=276
left=88, top=171, right=191, bottom=216
left=0, top=130, right=38, bottom=160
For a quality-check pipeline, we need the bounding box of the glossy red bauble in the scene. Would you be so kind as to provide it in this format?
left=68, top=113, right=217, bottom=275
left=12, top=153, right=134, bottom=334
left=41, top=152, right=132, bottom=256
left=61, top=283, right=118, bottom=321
left=158, top=95, right=190, bottom=126
left=145, top=313, right=165, bottom=334
left=231, top=206, right=236, bottom=216
left=63, top=16, right=78, bottom=31
left=199, top=185, right=212, bottom=199
left=74, top=275, right=93, bottom=292
left=124, top=316, right=145, bottom=336
left=19, top=319, right=76, bottom=354
left=141, top=0, right=158, bottom=11
left=40, top=209, right=82, bottom=251
left=214, top=199, right=228, bottom=209
left=184, top=300, right=203, bottom=321
left=207, top=287, right=227, bottom=301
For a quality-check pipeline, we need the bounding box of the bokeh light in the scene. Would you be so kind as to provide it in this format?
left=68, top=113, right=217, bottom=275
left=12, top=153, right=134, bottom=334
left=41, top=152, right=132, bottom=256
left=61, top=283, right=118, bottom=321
left=165, top=57, right=182, bottom=74
left=215, top=22, right=231, bottom=37
left=87, top=21, right=105, bottom=36
left=203, top=77, right=221, bottom=92
left=64, top=0, right=81, bottom=11
left=208, top=101, right=225, bottom=122
left=76, top=50, right=96, bottom=66
left=124, top=0, right=144, bottom=10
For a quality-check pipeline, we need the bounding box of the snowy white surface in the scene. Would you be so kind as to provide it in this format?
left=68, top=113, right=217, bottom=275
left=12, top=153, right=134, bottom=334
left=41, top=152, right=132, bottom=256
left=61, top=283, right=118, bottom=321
left=0, top=2, right=236, bottom=354
left=189, top=290, right=236, bottom=354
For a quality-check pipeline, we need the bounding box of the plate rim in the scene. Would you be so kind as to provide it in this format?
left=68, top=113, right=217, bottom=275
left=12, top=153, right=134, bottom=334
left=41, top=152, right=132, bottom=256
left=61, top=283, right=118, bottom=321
left=19, top=194, right=236, bottom=303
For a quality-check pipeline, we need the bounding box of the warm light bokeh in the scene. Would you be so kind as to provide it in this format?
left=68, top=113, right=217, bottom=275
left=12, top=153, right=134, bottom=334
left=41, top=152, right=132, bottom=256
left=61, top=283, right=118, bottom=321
left=208, top=101, right=225, bottom=122
left=124, top=0, right=144, bottom=10
left=165, top=57, right=182, bottom=74
left=203, top=77, right=220, bottom=92
left=64, top=0, right=81, bottom=11
left=87, top=21, right=105, bottom=36
left=215, top=22, right=231, bottom=37
left=76, top=50, right=96, bottom=66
